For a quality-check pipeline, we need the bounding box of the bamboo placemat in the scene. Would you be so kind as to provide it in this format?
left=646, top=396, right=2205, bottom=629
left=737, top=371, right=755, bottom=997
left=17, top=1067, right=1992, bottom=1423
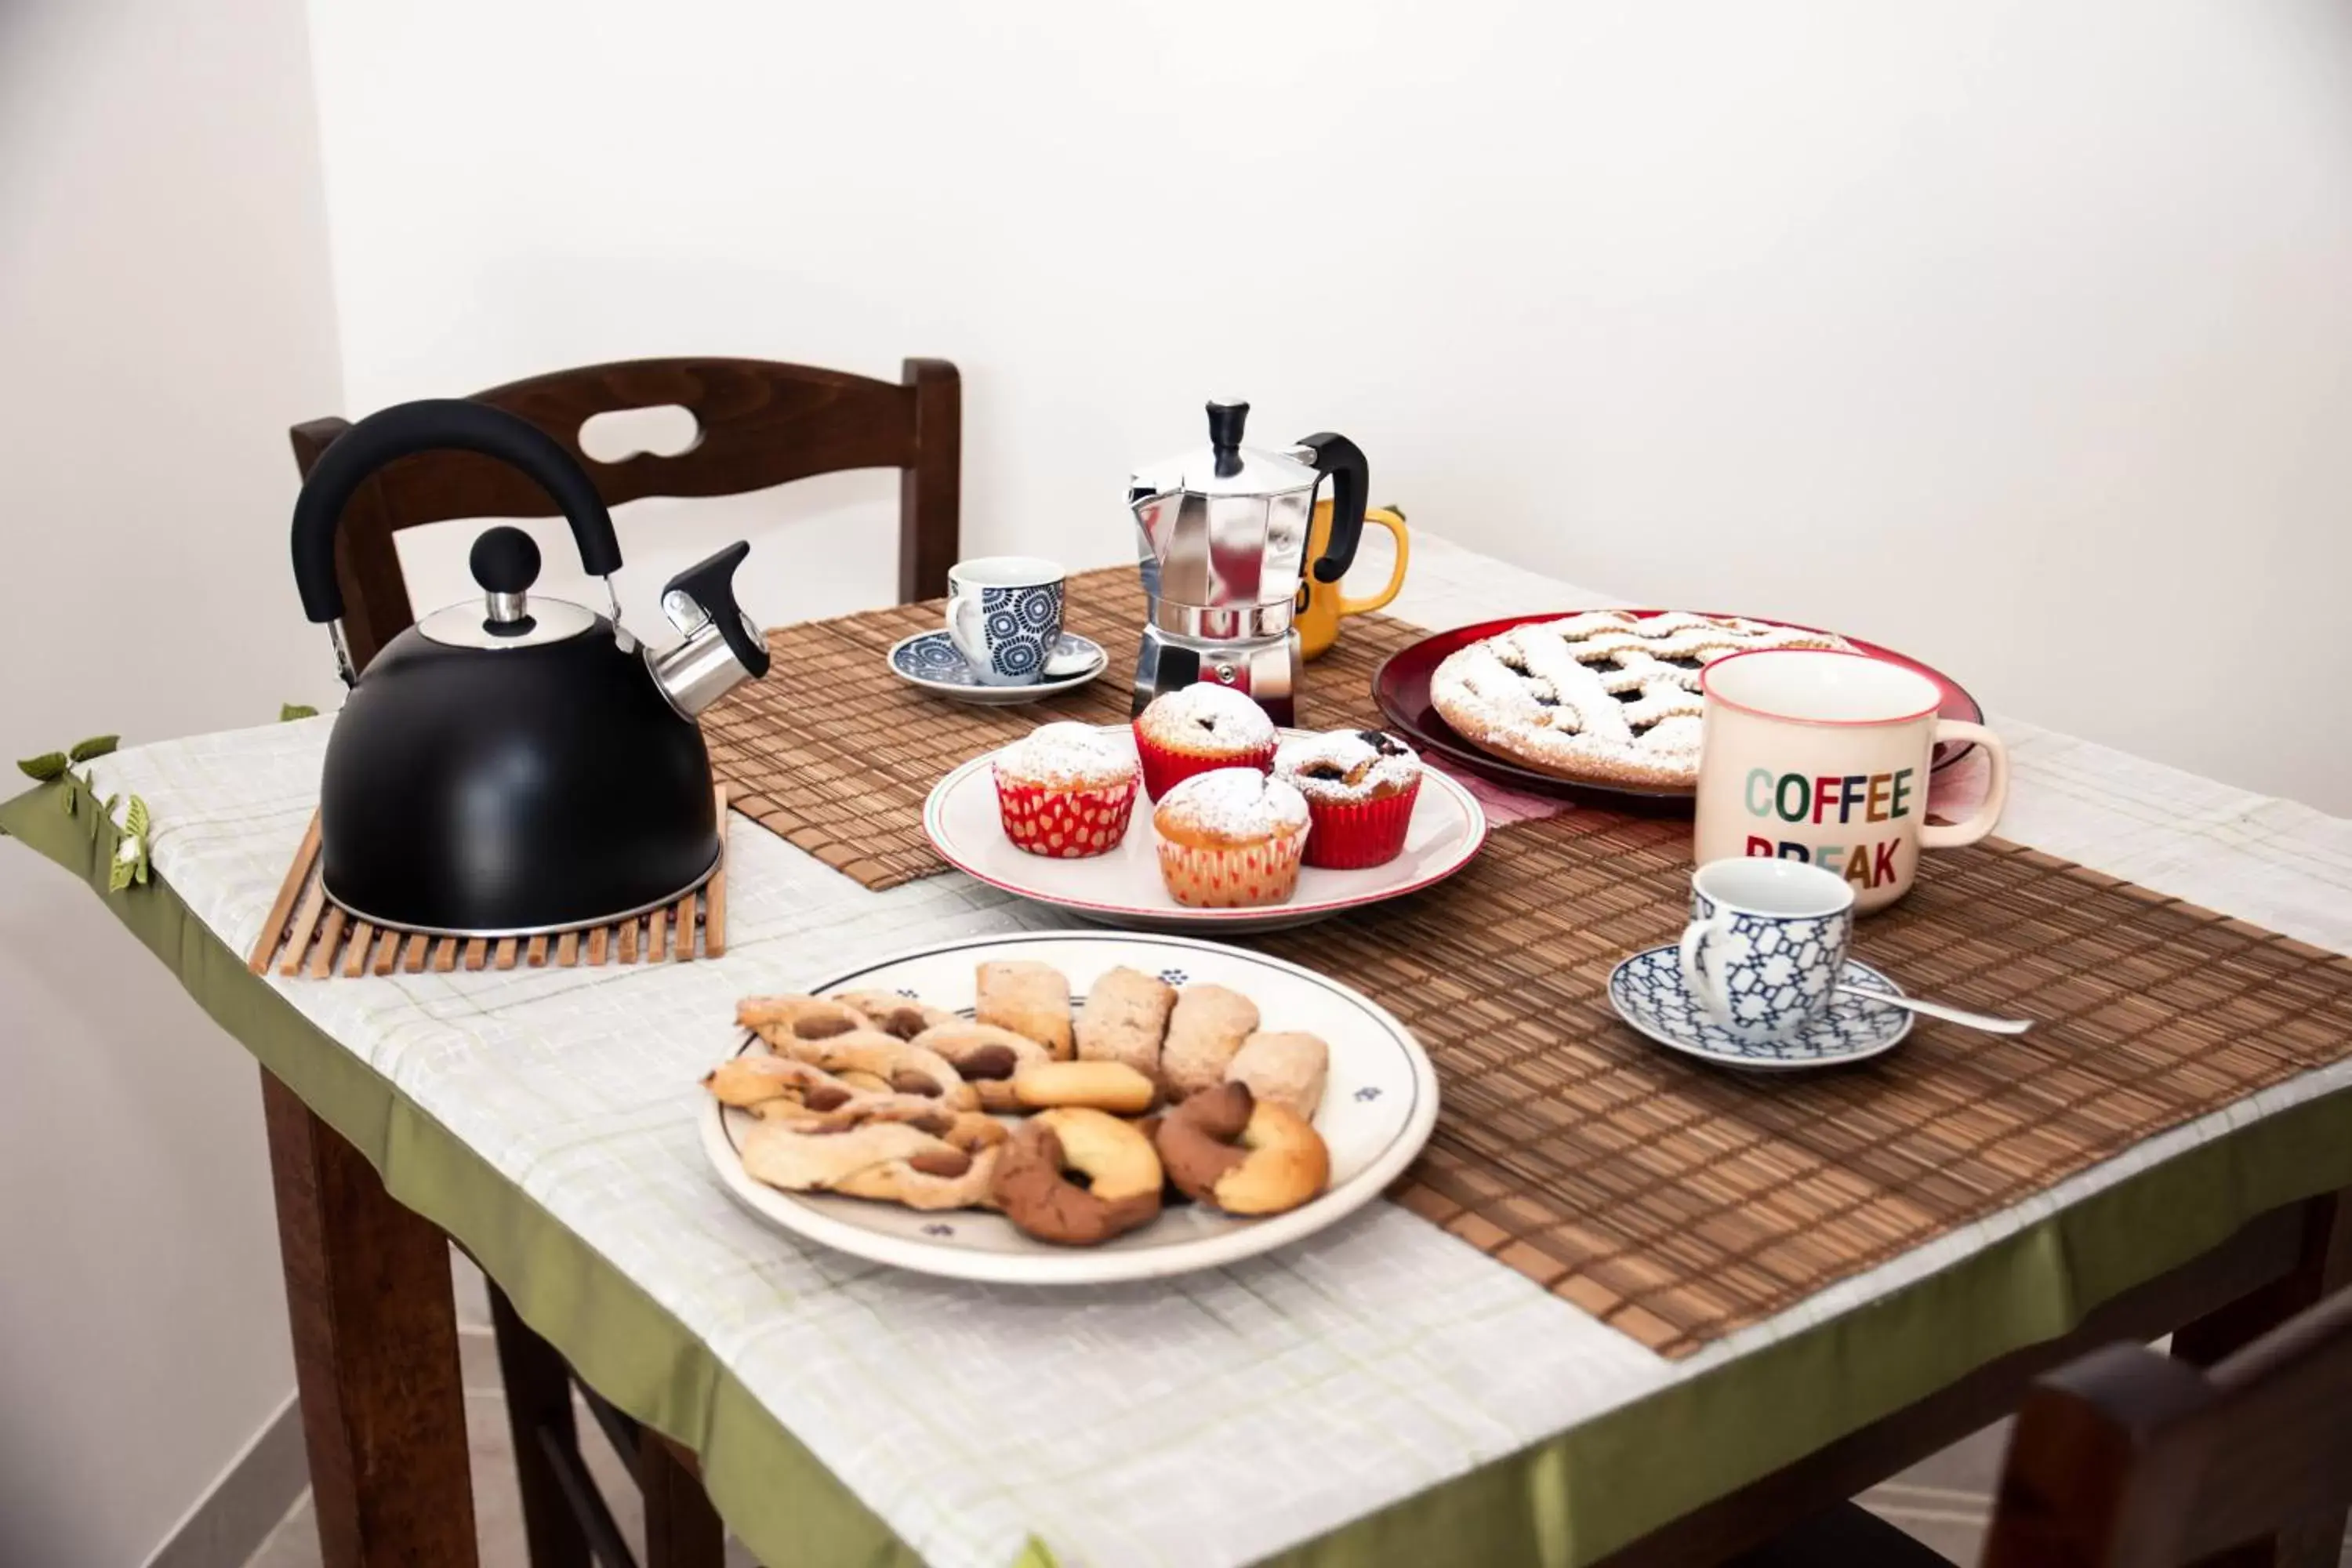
left=707, top=579, right=2352, bottom=1357
left=249, top=789, right=730, bottom=976
left=702, top=568, right=1425, bottom=890
left=1240, top=814, right=2352, bottom=1357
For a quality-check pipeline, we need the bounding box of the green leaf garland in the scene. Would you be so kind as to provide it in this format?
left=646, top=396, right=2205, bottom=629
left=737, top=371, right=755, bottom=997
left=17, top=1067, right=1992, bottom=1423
left=19, top=731, right=150, bottom=892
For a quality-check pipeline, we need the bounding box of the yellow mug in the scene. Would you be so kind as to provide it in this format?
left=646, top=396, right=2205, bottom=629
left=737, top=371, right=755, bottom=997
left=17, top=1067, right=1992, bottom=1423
left=1297, top=499, right=1410, bottom=660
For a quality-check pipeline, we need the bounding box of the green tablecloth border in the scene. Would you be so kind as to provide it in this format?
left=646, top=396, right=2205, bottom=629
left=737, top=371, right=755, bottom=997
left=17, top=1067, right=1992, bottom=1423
left=11, top=778, right=2350, bottom=1568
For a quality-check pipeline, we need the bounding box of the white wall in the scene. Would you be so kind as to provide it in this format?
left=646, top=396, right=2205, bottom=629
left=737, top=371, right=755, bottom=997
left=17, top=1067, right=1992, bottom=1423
left=0, top=0, right=342, bottom=1561
left=304, top=0, right=2352, bottom=811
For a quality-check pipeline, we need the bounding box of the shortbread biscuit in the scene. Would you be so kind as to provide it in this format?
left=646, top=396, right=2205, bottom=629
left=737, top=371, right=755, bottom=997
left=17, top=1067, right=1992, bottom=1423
left=1075, top=966, right=1177, bottom=1082
left=1224, top=1031, right=1330, bottom=1122
left=1011, top=1060, right=1157, bottom=1116
left=1160, top=984, right=1260, bottom=1100
left=975, top=960, right=1073, bottom=1059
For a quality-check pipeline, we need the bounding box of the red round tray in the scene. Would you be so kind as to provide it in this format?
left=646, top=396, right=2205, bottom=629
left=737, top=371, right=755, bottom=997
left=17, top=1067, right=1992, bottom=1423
left=1371, top=611, right=1983, bottom=814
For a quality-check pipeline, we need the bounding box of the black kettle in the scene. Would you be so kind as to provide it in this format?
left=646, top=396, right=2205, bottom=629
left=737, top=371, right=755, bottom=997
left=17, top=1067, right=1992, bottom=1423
left=290, top=399, right=771, bottom=937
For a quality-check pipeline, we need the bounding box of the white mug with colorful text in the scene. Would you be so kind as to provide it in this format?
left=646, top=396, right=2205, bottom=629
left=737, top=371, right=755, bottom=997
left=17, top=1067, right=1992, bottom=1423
left=1693, top=649, right=2009, bottom=913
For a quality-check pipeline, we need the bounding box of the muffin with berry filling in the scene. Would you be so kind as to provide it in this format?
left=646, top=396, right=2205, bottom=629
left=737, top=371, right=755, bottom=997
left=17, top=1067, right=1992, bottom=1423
left=992, top=722, right=1141, bottom=858
left=1131, top=683, right=1277, bottom=800
left=1272, top=730, right=1423, bottom=869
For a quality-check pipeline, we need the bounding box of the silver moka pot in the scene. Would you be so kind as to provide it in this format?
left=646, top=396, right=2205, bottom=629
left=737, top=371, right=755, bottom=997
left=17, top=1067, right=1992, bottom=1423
left=1125, top=400, right=1370, bottom=725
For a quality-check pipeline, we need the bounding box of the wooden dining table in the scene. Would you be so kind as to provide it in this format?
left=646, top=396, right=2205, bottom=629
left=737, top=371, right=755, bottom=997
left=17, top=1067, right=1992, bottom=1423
left=6, top=529, right=2348, bottom=1568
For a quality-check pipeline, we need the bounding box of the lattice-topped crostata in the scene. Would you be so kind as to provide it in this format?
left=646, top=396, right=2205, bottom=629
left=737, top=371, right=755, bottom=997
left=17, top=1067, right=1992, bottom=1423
left=1429, top=612, right=1851, bottom=788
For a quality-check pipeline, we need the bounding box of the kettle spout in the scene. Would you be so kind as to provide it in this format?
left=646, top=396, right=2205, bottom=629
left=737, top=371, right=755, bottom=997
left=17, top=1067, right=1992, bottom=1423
left=649, top=542, right=771, bottom=717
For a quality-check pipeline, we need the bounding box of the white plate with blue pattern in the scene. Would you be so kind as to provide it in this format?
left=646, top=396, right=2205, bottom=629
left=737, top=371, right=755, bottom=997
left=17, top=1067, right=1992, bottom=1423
left=701, top=931, right=1440, bottom=1284
left=1608, top=945, right=1913, bottom=1071
left=887, top=629, right=1107, bottom=706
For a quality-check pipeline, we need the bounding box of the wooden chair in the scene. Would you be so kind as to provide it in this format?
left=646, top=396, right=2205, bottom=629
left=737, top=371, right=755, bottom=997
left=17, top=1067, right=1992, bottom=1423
left=1741, top=1283, right=2352, bottom=1567
left=289, top=354, right=960, bottom=1568
left=291, top=354, right=960, bottom=673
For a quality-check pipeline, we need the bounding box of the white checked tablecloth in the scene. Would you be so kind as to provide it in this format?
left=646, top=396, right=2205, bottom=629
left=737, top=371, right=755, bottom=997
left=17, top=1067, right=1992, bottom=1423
left=56, top=533, right=2352, bottom=1567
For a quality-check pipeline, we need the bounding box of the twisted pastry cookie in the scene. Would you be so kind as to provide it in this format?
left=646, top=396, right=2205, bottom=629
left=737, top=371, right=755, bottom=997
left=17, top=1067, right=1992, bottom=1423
left=910, top=1022, right=1053, bottom=1112
left=702, top=1053, right=843, bottom=1109
left=834, top=990, right=958, bottom=1041
left=737, top=994, right=869, bottom=1044
left=772, top=1029, right=979, bottom=1113
left=705, top=1051, right=961, bottom=1134
left=739, top=1118, right=1003, bottom=1211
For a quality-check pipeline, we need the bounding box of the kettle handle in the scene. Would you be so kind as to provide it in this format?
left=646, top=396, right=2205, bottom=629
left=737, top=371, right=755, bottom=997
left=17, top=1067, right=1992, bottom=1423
left=1297, top=432, right=1370, bottom=583
left=291, top=398, right=624, bottom=625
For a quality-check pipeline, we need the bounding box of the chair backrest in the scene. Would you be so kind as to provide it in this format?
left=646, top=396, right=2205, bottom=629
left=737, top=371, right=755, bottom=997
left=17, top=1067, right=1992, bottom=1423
left=289, top=356, right=960, bottom=673
left=1983, top=1283, right=2352, bottom=1566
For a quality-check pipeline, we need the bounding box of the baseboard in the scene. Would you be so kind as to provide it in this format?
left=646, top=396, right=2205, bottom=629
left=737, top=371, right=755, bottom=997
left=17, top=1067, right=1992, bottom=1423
left=140, top=1391, right=309, bottom=1568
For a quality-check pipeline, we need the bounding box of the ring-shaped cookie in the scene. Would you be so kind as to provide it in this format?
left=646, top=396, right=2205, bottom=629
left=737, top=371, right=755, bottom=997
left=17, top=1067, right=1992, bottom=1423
left=989, top=1108, right=1163, bottom=1246
left=1154, top=1082, right=1329, bottom=1216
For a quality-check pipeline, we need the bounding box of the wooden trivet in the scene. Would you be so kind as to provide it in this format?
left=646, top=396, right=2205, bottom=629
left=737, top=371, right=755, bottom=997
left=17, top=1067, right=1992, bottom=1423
left=247, top=788, right=730, bottom=977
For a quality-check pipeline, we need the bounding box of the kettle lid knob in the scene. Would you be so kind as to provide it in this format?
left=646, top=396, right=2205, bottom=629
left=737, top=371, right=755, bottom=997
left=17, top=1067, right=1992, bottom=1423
left=470, top=526, right=542, bottom=595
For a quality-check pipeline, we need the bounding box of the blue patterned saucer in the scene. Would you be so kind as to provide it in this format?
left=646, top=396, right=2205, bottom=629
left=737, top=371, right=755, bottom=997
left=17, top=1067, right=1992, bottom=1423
left=1608, top=946, right=1912, bottom=1071
left=887, top=630, right=1106, bottom=706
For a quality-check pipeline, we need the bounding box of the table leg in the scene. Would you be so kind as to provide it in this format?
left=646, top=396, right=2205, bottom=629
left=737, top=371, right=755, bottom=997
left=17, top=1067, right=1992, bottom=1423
left=641, top=1430, right=727, bottom=1568
left=260, top=1071, right=479, bottom=1567
left=2169, top=1185, right=2352, bottom=1568
left=489, top=1283, right=593, bottom=1568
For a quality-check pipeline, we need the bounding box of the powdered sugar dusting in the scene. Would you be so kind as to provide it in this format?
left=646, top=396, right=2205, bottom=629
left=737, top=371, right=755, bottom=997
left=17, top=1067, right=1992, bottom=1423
left=1152, top=767, right=1309, bottom=843
left=994, top=722, right=1138, bottom=789
left=1136, top=683, right=1276, bottom=749
left=1429, top=612, right=1849, bottom=788
left=1274, top=731, right=1421, bottom=803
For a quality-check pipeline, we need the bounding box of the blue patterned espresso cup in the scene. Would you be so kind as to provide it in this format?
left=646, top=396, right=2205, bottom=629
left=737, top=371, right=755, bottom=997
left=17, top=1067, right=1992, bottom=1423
left=1679, top=858, right=1856, bottom=1045
left=946, top=557, right=1066, bottom=686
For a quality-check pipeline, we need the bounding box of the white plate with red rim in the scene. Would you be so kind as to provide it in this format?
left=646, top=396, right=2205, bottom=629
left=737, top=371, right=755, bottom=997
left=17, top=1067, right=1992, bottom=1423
left=699, top=931, right=1441, bottom=1284
left=922, top=725, right=1490, bottom=933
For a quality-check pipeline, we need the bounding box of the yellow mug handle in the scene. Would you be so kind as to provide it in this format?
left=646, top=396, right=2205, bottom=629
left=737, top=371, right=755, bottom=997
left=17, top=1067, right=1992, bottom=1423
left=1336, top=507, right=1410, bottom=618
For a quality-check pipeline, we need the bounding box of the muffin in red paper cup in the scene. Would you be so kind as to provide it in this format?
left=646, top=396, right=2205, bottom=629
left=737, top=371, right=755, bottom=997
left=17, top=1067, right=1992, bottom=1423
left=1132, top=683, right=1277, bottom=800
left=1273, top=729, right=1424, bottom=870
left=992, top=722, right=1140, bottom=859
left=1151, top=768, right=1311, bottom=909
